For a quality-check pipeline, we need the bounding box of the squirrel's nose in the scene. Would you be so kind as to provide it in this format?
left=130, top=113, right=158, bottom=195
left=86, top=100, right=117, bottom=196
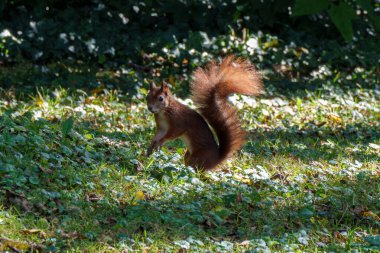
left=148, top=106, right=153, bottom=112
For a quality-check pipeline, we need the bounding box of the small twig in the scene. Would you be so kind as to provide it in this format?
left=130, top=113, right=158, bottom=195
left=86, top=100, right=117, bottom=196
left=8, top=245, right=21, bottom=253
left=336, top=204, right=349, bottom=227
left=128, top=62, right=151, bottom=72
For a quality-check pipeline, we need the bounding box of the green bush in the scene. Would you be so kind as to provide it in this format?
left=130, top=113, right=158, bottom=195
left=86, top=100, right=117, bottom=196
left=293, top=0, right=380, bottom=42
left=0, top=0, right=378, bottom=66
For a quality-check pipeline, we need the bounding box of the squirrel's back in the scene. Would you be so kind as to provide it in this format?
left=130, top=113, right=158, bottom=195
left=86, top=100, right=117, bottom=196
left=191, top=55, right=263, bottom=166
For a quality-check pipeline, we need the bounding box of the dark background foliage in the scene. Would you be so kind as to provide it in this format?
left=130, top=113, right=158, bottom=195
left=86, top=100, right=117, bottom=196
left=0, top=0, right=379, bottom=91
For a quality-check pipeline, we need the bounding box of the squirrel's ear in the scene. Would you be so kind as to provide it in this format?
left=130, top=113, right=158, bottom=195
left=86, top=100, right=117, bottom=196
left=161, top=81, right=170, bottom=94
left=149, top=82, right=157, bottom=90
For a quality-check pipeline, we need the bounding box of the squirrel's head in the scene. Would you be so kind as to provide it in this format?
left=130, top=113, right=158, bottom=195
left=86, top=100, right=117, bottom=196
left=146, top=81, right=171, bottom=114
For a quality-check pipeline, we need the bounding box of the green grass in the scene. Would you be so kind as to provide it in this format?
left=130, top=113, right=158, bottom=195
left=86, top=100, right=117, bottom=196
left=0, top=76, right=379, bottom=252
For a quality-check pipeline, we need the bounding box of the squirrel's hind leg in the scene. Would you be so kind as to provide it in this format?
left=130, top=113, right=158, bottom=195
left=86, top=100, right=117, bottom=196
left=184, top=150, right=202, bottom=169
left=184, top=150, right=191, bottom=166
left=184, top=150, right=219, bottom=170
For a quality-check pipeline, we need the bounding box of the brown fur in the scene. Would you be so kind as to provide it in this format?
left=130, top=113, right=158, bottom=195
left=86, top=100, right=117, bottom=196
left=146, top=55, right=263, bottom=170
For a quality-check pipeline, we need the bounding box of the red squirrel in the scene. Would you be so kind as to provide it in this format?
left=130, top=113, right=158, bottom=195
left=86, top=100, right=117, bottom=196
left=146, top=55, right=263, bottom=170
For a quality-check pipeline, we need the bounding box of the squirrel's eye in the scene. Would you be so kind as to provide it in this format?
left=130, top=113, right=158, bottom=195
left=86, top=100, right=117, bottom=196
left=159, top=96, right=164, bottom=102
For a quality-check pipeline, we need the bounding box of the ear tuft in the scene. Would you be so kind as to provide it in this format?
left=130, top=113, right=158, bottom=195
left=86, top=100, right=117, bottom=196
left=161, top=81, right=170, bottom=92
left=149, top=82, right=157, bottom=90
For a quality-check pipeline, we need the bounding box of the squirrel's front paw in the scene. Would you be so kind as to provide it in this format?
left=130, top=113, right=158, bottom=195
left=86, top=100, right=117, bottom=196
left=146, top=147, right=153, bottom=157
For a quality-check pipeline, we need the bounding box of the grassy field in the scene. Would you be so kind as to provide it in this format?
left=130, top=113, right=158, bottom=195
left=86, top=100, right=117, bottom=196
left=0, top=66, right=379, bottom=252
left=1, top=0, right=380, bottom=251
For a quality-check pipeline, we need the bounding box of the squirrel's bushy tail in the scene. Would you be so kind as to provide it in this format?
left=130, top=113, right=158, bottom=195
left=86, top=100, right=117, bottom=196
left=191, top=55, right=263, bottom=167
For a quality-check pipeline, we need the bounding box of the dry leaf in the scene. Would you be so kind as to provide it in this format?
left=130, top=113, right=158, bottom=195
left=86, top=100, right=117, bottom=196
left=60, top=231, right=83, bottom=239
left=239, top=240, right=251, bottom=246
left=0, top=237, right=31, bottom=252
left=91, top=85, right=105, bottom=94
left=135, top=191, right=145, bottom=200
left=20, top=229, right=47, bottom=239
left=362, top=211, right=380, bottom=221
left=86, top=193, right=101, bottom=202
left=168, top=74, right=175, bottom=86
left=327, top=113, right=343, bottom=124
left=233, top=174, right=252, bottom=185
left=39, top=166, right=53, bottom=173
left=132, top=190, right=145, bottom=205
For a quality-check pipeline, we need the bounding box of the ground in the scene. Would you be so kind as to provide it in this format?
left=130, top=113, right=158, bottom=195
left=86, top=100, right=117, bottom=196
left=0, top=65, right=379, bottom=252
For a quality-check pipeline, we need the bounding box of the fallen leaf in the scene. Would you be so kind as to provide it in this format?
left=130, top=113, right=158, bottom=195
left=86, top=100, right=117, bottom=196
left=20, top=229, right=47, bottom=238
left=362, top=211, right=380, bottom=221
left=333, top=231, right=347, bottom=242
left=91, top=85, right=105, bottom=94
left=327, top=113, right=343, bottom=124
left=239, top=240, right=251, bottom=246
left=35, top=92, right=47, bottom=108
left=0, top=237, right=33, bottom=252
left=60, top=231, right=83, bottom=240
left=270, top=172, right=289, bottom=181
left=135, top=191, right=145, bottom=200
left=262, top=39, right=279, bottom=50
left=294, top=47, right=309, bottom=58
left=39, top=166, right=53, bottom=173
left=168, top=75, right=175, bottom=85
left=233, top=174, right=252, bottom=185
left=86, top=193, right=101, bottom=202
left=131, top=190, right=145, bottom=205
